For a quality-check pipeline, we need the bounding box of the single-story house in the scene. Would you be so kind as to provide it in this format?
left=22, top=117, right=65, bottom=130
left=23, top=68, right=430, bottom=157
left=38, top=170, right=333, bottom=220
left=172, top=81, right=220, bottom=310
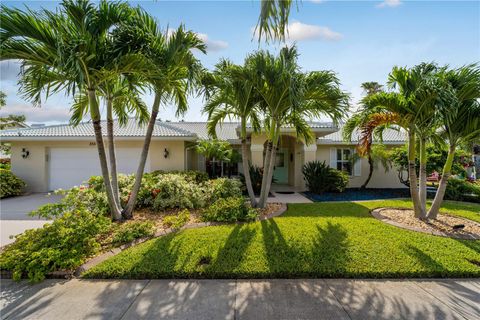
left=0, top=120, right=407, bottom=192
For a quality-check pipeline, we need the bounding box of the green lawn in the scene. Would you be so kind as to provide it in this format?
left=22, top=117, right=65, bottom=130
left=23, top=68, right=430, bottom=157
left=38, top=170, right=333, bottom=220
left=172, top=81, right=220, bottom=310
left=84, top=200, right=480, bottom=279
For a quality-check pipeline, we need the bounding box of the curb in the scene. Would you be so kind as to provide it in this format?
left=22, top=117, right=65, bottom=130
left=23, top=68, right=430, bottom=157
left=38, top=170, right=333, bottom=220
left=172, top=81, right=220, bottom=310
left=371, top=207, right=480, bottom=240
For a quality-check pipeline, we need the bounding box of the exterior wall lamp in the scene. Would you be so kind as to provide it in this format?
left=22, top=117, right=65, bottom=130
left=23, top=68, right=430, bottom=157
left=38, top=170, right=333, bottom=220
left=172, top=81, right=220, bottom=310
left=164, top=148, right=170, bottom=159
left=21, top=148, right=30, bottom=159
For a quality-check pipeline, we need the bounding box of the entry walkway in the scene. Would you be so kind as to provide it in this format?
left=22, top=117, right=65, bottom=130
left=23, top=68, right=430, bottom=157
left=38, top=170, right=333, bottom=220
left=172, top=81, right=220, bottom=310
left=1, top=279, right=478, bottom=319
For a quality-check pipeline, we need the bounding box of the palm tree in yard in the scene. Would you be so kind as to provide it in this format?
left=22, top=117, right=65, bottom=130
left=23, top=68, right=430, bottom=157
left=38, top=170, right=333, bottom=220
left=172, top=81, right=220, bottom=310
left=360, top=64, right=444, bottom=219
left=0, top=0, right=144, bottom=220
left=69, top=77, right=150, bottom=206
left=343, top=82, right=384, bottom=189
left=202, top=59, right=262, bottom=206
left=427, top=64, right=480, bottom=219
left=247, top=46, right=349, bottom=208
left=120, top=13, right=206, bottom=218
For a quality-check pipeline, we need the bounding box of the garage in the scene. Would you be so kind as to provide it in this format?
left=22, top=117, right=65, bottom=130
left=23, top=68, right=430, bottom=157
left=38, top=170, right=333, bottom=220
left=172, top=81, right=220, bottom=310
left=48, top=147, right=150, bottom=190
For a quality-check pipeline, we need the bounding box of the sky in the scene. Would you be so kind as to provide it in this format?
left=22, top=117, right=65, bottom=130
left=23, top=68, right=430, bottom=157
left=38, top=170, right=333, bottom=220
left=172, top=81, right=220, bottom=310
left=0, top=0, right=479, bottom=125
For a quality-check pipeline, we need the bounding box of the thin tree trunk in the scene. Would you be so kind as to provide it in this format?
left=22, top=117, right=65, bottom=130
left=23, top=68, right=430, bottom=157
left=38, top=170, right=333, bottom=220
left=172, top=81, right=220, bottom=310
left=258, top=140, right=273, bottom=207
left=361, top=154, right=374, bottom=189
left=122, top=92, right=161, bottom=219
left=106, top=99, right=120, bottom=207
left=418, top=137, right=427, bottom=219
left=259, top=124, right=281, bottom=208
left=407, top=130, right=422, bottom=218
left=427, top=144, right=455, bottom=220
left=242, top=138, right=257, bottom=207
left=87, top=89, right=122, bottom=221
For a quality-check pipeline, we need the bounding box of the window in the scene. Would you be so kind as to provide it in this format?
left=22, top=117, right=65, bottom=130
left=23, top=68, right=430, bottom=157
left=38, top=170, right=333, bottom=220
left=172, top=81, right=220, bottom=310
left=336, top=148, right=353, bottom=175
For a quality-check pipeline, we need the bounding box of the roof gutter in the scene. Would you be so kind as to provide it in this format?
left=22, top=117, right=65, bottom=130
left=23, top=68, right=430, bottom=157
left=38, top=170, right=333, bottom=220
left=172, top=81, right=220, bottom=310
left=0, top=136, right=198, bottom=142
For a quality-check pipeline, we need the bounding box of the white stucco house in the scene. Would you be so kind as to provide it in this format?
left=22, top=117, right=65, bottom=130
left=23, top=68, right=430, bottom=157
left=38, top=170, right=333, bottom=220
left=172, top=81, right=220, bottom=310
left=0, top=120, right=407, bottom=192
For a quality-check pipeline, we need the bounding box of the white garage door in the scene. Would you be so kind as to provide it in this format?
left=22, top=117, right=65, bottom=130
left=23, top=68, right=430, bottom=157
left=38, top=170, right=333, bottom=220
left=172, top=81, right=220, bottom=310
left=49, top=147, right=150, bottom=190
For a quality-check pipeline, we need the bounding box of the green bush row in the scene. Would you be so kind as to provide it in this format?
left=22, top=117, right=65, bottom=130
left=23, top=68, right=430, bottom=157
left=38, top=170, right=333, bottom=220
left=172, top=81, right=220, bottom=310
left=302, top=161, right=349, bottom=194
left=445, top=178, right=480, bottom=203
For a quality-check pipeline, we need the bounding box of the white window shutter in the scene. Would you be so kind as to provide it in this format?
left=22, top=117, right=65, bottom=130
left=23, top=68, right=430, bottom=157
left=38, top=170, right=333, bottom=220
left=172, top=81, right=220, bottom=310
left=353, top=149, right=362, bottom=176
left=330, top=148, right=337, bottom=168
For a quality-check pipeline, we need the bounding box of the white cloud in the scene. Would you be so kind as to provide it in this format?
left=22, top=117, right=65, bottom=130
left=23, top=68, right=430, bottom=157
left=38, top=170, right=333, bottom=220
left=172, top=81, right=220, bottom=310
left=309, top=0, right=325, bottom=3
left=285, top=22, right=342, bottom=41
left=376, top=0, right=402, bottom=8
left=196, top=33, right=228, bottom=52
left=0, top=60, right=21, bottom=81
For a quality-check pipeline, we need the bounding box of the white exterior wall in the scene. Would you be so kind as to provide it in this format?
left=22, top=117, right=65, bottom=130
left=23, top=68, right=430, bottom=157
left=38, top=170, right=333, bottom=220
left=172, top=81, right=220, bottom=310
left=10, top=140, right=186, bottom=192
left=316, top=144, right=406, bottom=189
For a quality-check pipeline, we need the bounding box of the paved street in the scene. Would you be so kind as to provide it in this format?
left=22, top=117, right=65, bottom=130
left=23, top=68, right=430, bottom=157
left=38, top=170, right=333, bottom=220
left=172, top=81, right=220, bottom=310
left=1, top=279, right=478, bottom=319
left=0, top=193, right=63, bottom=246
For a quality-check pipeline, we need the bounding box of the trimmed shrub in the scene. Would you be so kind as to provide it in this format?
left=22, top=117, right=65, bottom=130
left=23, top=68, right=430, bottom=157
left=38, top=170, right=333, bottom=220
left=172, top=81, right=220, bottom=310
left=163, top=209, right=190, bottom=229
left=445, top=178, right=480, bottom=203
left=208, top=178, right=243, bottom=202
left=302, top=161, right=349, bottom=194
left=0, top=208, right=111, bottom=282
left=0, top=169, right=25, bottom=198
left=201, top=197, right=257, bottom=222
left=111, top=221, right=155, bottom=246
left=152, top=174, right=208, bottom=211
left=151, top=170, right=209, bottom=183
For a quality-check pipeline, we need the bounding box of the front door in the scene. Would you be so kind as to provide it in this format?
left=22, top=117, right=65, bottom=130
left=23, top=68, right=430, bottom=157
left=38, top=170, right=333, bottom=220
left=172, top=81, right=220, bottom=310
left=273, top=148, right=288, bottom=184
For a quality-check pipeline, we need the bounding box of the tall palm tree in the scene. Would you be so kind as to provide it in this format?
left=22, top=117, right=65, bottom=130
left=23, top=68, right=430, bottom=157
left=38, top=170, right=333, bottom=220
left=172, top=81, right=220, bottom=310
left=120, top=12, right=206, bottom=218
left=247, top=46, right=348, bottom=208
left=1, top=0, right=144, bottom=220
left=202, top=59, right=262, bottom=206
left=343, top=82, right=384, bottom=189
left=360, top=64, right=444, bottom=219
left=428, top=64, right=480, bottom=219
left=69, top=77, right=149, bottom=205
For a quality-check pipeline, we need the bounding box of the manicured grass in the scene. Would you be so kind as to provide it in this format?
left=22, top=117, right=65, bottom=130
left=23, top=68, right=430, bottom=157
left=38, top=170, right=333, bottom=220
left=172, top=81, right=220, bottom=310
left=84, top=200, right=480, bottom=279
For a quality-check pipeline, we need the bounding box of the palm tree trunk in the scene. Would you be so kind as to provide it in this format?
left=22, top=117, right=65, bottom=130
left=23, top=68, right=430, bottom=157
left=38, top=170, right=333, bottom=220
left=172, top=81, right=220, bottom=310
left=106, top=99, right=120, bottom=207
left=242, top=138, right=257, bottom=207
left=122, top=92, right=161, bottom=219
left=361, top=153, right=374, bottom=189
left=87, top=89, right=122, bottom=221
left=258, top=140, right=273, bottom=207
left=418, top=137, right=428, bottom=218
left=259, top=124, right=281, bottom=208
left=427, top=144, right=455, bottom=220
left=407, top=130, right=422, bottom=218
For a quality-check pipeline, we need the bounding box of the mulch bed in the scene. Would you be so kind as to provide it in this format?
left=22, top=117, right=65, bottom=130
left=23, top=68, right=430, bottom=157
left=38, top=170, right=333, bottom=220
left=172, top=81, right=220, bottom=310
left=371, top=207, right=480, bottom=240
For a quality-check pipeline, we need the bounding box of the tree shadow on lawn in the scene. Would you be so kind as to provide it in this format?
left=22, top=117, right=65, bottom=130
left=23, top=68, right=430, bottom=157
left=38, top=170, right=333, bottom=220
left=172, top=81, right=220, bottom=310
left=206, top=224, right=257, bottom=275
left=284, top=201, right=375, bottom=218
left=261, top=219, right=350, bottom=277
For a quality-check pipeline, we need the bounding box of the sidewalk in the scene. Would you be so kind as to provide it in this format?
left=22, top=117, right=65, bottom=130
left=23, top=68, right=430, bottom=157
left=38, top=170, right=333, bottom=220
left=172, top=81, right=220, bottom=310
left=1, top=279, right=478, bottom=319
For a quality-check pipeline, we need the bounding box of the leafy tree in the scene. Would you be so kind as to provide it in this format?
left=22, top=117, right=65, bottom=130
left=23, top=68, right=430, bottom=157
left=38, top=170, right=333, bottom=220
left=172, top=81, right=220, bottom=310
left=202, top=59, right=262, bottom=206
left=196, top=139, right=232, bottom=178
left=0, top=91, right=26, bottom=130
left=427, top=64, right=480, bottom=219
left=246, top=46, right=349, bottom=208
left=360, top=64, right=445, bottom=219
left=1, top=0, right=149, bottom=220
left=119, top=13, right=206, bottom=218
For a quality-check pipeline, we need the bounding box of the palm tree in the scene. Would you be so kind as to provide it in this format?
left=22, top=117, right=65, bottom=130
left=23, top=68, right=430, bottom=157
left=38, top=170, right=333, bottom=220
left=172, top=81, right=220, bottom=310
left=1, top=0, right=143, bottom=220
left=256, top=0, right=293, bottom=42
left=195, top=139, right=232, bottom=178
left=120, top=12, right=206, bottom=218
left=427, top=64, right=480, bottom=219
left=70, top=77, right=149, bottom=205
left=360, top=64, right=443, bottom=219
left=202, top=59, right=262, bottom=206
left=343, top=82, right=384, bottom=189
left=247, top=46, right=348, bottom=208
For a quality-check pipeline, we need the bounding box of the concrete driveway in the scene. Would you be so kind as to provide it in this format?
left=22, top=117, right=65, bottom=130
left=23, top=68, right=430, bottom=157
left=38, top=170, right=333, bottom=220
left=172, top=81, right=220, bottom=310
left=0, top=193, right=63, bottom=247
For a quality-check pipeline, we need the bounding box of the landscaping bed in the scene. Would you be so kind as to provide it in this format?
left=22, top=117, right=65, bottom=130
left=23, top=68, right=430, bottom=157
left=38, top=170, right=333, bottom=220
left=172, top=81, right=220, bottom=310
left=372, top=208, right=480, bottom=239
left=83, top=199, right=480, bottom=279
